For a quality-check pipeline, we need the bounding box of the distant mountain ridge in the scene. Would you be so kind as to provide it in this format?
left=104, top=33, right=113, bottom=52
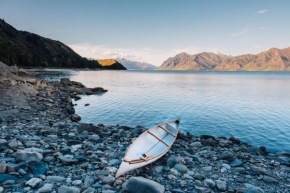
left=158, top=47, right=290, bottom=71
left=116, top=58, right=156, bottom=70
left=0, top=19, right=126, bottom=70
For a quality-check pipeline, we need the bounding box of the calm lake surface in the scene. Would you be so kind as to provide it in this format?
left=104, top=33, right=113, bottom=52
left=43, top=70, right=290, bottom=152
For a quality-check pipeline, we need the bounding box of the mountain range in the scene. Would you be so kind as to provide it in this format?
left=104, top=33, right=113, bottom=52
left=158, top=47, right=290, bottom=71
left=0, top=19, right=126, bottom=70
left=116, top=58, right=156, bottom=70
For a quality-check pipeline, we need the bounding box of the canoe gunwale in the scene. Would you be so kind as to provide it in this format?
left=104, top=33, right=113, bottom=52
left=123, top=119, right=180, bottom=164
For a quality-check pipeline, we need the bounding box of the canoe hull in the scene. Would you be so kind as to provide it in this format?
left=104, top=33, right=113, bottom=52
left=115, top=148, right=169, bottom=178
left=115, top=119, right=180, bottom=178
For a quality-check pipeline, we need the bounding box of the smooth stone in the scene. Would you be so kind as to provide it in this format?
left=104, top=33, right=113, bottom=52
left=58, top=186, right=80, bottom=193
left=71, top=114, right=81, bottom=122
left=42, top=156, right=55, bottom=163
left=6, top=162, right=26, bottom=173
left=95, top=170, right=109, bottom=176
left=84, top=176, right=95, bottom=188
left=218, top=154, right=235, bottom=162
left=204, top=179, right=215, bottom=188
left=216, top=180, right=227, bottom=191
left=0, top=161, right=6, bottom=174
left=70, top=144, right=82, bottom=153
left=102, top=176, right=115, bottom=185
left=167, top=155, right=180, bottom=168
left=58, top=156, right=78, bottom=165
left=0, top=174, right=20, bottom=182
left=8, top=140, right=18, bottom=149
left=190, top=142, right=202, bottom=148
left=202, top=166, right=212, bottom=172
left=192, top=155, right=200, bottom=162
left=230, top=159, right=243, bottom=167
left=153, top=166, right=163, bottom=174
left=222, top=163, right=231, bottom=170
left=26, top=178, right=42, bottom=188
left=125, top=177, right=165, bottom=193
left=102, top=191, right=115, bottom=193
left=27, top=161, right=48, bottom=176
left=263, top=176, right=278, bottom=183
left=46, top=176, right=65, bottom=182
left=89, top=135, right=100, bottom=142
left=72, top=180, right=82, bottom=185
left=38, top=183, right=53, bottom=193
left=244, top=183, right=264, bottom=193
left=108, top=159, right=120, bottom=166
left=18, top=168, right=27, bottom=175
left=174, top=164, right=188, bottom=173
left=0, top=139, right=7, bottom=145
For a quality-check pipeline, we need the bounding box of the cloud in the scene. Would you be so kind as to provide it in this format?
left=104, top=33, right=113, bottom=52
left=172, top=47, right=220, bottom=55
left=257, top=10, right=267, bottom=14
left=231, top=29, right=249, bottom=37
left=68, top=43, right=221, bottom=66
left=68, top=43, right=167, bottom=65
left=255, top=45, right=261, bottom=49
left=259, top=27, right=267, bottom=30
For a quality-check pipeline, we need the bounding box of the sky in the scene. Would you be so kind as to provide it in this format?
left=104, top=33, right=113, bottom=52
left=1, top=0, right=290, bottom=66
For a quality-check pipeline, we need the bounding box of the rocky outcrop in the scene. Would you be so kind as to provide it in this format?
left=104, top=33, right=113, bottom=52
left=159, top=47, right=290, bottom=71
left=97, top=59, right=126, bottom=70
left=0, top=62, right=107, bottom=122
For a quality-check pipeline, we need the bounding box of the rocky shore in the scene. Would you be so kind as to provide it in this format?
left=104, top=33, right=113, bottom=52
left=0, top=62, right=290, bottom=193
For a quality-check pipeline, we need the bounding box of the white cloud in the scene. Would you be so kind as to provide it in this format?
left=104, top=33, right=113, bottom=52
left=69, top=43, right=166, bottom=65
left=257, top=10, right=267, bottom=14
left=231, top=29, right=249, bottom=37
left=172, top=47, right=220, bottom=55
left=259, top=27, right=267, bottom=30
left=255, top=45, right=261, bottom=49
left=68, top=43, right=221, bottom=66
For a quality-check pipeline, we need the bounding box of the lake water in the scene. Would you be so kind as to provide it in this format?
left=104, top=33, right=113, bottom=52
left=43, top=70, right=290, bottom=152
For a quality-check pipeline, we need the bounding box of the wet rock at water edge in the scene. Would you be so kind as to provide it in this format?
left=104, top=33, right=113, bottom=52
left=71, top=114, right=81, bottom=122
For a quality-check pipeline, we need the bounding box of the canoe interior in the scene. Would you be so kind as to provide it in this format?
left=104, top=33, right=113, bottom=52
left=125, top=121, right=179, bottom=162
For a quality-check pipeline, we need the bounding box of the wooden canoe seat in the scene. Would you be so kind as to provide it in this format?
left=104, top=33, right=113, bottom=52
left=158, top=125, right=176, bottom=137
left=147, top=131, right=169, bottom=147
left=124, top=153, right=152, bottom=163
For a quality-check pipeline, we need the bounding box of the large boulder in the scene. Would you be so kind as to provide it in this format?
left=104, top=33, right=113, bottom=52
left=125, top=177, right=165, bottom=193
left=58, top=185, right=80, bottom=193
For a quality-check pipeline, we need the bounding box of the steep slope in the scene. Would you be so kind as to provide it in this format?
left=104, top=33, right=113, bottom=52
left=0, top=19, right=126, bottom=70
left=159, top=52, right=230, bottom=70
left=159, top=47, right=290, bottom=71
left=116, top=58, right=156, bottom=70
left=98, top=59, right=126, bottom=70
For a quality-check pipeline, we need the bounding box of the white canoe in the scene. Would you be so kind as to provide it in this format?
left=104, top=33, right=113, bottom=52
left=115, top=119, right=180, bottom=178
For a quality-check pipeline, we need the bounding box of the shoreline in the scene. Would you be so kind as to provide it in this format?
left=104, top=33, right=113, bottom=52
left=0, top=62, right=290, bottom=192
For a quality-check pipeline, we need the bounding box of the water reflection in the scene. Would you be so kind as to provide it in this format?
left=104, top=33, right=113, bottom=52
left=68, top=70, right=290, bottom=152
